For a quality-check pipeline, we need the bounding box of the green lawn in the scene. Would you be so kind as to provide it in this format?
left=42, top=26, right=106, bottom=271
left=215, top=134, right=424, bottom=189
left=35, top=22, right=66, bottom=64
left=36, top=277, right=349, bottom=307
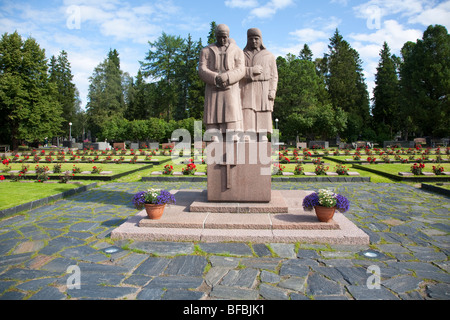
left=436, top=183, right=450, bottom=190
left=0, top=182, right=84, bottom=210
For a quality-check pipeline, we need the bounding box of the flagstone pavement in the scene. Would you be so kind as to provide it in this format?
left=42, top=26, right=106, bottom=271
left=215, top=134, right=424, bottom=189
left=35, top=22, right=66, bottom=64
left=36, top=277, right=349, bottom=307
left=0, top=181, right=448, bottom=300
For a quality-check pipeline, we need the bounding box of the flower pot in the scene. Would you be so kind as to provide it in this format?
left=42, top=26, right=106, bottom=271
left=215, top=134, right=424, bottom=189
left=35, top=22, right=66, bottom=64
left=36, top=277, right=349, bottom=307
left=314, top=206, right=335, bottom=223
left=144, top=203, right=166, bottom=220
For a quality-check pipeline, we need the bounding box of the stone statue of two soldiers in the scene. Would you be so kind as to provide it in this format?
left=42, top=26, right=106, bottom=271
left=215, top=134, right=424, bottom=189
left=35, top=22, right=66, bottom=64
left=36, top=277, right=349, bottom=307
left=199, top=24, right=278, bottom=142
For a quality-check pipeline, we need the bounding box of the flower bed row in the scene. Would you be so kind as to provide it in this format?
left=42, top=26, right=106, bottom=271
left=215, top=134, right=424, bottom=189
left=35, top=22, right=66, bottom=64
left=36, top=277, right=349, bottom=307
left=153, top=162, right=359, bottom=177
left=0, top=161, right=154, bottom=182
left=328, top=155, right=449, bottom=164
left=4, top=155, right=158, bottom=164
left=6, top=147, right=179, bottom=157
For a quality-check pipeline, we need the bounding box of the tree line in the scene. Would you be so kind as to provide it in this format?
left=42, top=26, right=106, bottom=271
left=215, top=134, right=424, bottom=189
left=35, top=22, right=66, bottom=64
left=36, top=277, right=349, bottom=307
left=372, top=25, right=449, bottom=142
left=1, top=23, right=448, bottom=151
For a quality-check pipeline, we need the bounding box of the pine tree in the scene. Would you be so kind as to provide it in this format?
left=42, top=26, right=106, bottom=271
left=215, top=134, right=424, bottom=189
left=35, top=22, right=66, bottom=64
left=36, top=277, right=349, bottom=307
left=49, top=50, right=77, bottom=138
left=299, top=44, right=313, bottom=61
left=86, top=49, right=126, bottom=140
left=372, top=42, right=400, bottom=139
left=399, top=25, right=450, bottom=138
left=207, top=21, right=217, bottom=44
left=140, top=32, right=185, bottom=121
left=125, top=70, right=146, bottom=120
left=0, top=31, right=63, bottom=150
left=324, top=29, right=370, bottom=141
left=175, top=35, right=204, bottom=120
left=274, top=54, right=346, bottom=141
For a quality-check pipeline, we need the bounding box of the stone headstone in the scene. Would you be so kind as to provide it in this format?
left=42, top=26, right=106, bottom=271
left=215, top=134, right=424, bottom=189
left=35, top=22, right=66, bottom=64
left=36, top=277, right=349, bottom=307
left=113, top=143, right=125, bottom=150
left=414, top=138, right=426, bottom=146
left=130, top=143, right=139, bottom=150
left=162, top=143, right=175, bottom=150
left=309, top=141, right=329, bottom=149
left=149, top=143, right=159, bottom=150
left=384, top=141, right=414, bottom=148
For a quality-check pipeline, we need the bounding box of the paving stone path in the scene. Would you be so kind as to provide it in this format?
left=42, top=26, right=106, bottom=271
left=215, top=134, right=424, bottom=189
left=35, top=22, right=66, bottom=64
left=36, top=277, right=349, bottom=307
left=0, top=181, right=449, bottom=300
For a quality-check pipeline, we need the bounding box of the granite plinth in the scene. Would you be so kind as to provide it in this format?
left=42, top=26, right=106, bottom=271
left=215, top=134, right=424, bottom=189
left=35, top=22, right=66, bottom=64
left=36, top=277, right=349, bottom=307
left=111, top=190, right=369, bottom=245
left=190, top=190, right=288, bottom=213
left=206, top=141, right=272, bottom=203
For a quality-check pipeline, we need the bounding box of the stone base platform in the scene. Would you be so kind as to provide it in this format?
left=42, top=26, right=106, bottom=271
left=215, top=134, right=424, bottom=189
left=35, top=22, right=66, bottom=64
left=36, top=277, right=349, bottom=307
left=111, top=190, right=369, bottom=245
left=190, top=190, right=288, bottom=213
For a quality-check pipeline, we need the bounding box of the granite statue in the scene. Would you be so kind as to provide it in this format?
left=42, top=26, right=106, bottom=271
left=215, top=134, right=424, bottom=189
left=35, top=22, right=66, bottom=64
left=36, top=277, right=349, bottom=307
left=198, top=24, right=245, bottom=141
left=240, top=28, right=278, bottom=141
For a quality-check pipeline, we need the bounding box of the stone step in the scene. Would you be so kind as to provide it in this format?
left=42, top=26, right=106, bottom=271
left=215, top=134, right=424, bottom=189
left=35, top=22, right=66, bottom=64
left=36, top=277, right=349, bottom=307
left=190, top=190, right=288, bottom=213
left=138, top=211, right=339, bottom=231
left=111, top=190, right=369, bottom=245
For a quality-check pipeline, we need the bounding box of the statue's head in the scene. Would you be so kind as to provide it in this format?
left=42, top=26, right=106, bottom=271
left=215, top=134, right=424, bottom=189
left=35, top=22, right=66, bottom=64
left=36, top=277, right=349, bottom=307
left=215, top=24, right=230, bottom=47
left=246, top=28, right=265, bottom=50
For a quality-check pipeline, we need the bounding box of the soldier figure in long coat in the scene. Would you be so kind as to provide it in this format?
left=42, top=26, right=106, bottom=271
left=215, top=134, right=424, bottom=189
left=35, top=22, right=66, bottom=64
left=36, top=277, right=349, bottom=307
left=199, top=24, right=245, bottom=141
left=240, top=28, right=278, bottom=141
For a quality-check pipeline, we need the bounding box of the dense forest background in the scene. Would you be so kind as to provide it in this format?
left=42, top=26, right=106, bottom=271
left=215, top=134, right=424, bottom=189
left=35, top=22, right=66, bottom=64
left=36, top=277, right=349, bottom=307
left=1, top=22, right=449, bottom=150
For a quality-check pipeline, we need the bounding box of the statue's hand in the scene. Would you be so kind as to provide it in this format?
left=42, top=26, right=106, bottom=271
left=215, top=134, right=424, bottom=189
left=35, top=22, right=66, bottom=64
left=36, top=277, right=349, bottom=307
left=252, top=65, right=263, bottom=75
left=215, top=74, right=229, bottom=88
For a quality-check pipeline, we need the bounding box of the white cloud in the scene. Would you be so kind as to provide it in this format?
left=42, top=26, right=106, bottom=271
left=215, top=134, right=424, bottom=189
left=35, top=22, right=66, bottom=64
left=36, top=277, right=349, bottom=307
left=348, top=18, right=423, bottom=100
left=272, top=40, right=328, bottom=59
left=309, top=42, right=329, bottom=57
left=408, top=1, right=450, bottom=29
left=64, top=49, right=106, bottom=108
left=283, top=15, right=341, bottom=58
left=289, top=28, right=328, bottom=43
left=225, top=0, right=259, bottom=8
left=352, top=0, right=450, bottom=29
left=250, top=6, right=277, bottom=19
left=349, top=19, right=423, bottom=52
left=63, top=0, right=121, bottom=11
left=233, top=0, right=294, bottom=20
left=73, top=5, right=115, bottom=24
left=100, top=14, right=162, bottom=44
left=353, top=0, right=425, bottom=20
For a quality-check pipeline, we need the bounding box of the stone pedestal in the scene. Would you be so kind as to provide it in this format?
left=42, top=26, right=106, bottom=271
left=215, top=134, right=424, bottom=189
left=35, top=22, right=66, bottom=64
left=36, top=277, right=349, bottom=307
left=110, top=189, right=370, bottom=245
left=206, top=141, right=272, bottom=203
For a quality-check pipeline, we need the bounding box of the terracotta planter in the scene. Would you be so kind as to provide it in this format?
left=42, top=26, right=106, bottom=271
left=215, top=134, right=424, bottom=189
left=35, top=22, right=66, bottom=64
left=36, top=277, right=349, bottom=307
left=144, top=203, right=166, bottom=220
left=314, top=206, right=336, bottom=223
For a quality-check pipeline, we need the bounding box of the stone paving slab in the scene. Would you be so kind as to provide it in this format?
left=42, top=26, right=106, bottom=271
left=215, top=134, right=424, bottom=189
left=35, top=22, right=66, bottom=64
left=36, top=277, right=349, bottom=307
left=0, top=181, right=449, bottom=301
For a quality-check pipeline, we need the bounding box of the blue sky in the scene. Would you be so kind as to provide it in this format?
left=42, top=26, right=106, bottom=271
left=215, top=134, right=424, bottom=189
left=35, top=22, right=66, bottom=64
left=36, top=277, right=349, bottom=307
left=1, top=0, right=450, bottom=109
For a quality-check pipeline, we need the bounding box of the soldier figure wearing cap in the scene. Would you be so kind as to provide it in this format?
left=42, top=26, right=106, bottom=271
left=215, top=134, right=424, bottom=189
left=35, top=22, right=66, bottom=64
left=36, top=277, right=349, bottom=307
left=199, top=24, right=245, bottom=141
left=241, top=28, right=278, bottom=141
